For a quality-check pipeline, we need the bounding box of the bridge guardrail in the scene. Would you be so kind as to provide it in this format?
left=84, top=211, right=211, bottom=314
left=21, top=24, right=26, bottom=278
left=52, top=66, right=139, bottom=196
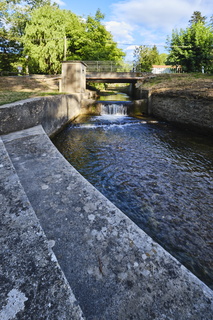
left=82, top=61, right=133, bottom=72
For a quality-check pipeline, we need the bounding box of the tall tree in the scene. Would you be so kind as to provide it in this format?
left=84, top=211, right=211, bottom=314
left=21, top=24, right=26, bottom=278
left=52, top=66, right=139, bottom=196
left=67, top=10, right=125, bottom=61
left=0, top=28, right=22, bottom=72
left=189, top=11, right=206, bottom=26
left=23, top=4, right=78, bottom=74
left=134, top=45, right=161, bottom=72
left=166, top=14, right=213, bottom=72
left=0, top=0, right=51, bottom=72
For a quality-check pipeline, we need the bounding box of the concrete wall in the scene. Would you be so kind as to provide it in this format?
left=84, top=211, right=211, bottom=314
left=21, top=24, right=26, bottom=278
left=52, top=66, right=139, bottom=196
left=0, top=93, right=96, bottom=137
left=133, top=86, right=213, bottom=134
left=61, top=61, right=86, bottom=93
left=150, top=91, right=213, bottom=134
left=0, top=91, right=213, bottom=319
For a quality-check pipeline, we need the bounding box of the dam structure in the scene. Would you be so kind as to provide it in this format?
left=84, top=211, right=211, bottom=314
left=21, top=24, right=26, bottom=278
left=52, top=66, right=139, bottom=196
left=0, top=62, right=213, bottom=319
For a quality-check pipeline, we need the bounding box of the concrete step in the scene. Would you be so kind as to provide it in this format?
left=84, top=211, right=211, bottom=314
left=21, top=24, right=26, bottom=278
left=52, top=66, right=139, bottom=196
left=1, top=125, right=213, bottom=320
left=0, top=136, right=85, bottom=320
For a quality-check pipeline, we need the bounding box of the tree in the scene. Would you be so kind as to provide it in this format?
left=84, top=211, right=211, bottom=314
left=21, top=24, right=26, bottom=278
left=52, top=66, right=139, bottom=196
left=67, top=10, right=125, bottom=61
left=166, top=13, right=213, bottom=72
left=0, top=28, right=22, bottom=73
left=134, top=45, right=161, bottom=72
left=2, top=3, right=125, bottom=74
left=0, top=0, right=51, bottom=72
left=23, top=4, right=79, bottom=74
left=189, top=11, right=206, bottom=26
left=159, top=53, right=168, bottom=65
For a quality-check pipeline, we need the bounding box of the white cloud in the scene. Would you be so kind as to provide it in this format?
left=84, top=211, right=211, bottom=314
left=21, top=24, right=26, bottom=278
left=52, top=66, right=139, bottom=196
left=111, top=0, right=212, bottom=32
left=53, top=0, right=66, bottom=6
left=105, top=21, right=135, bottom=43
left=106, top=0, right=212, bottom=57
left=105, top=21, right=136, bottom=61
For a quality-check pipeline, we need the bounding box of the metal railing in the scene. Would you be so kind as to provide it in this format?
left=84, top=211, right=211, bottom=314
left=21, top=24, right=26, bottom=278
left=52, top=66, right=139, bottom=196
left=82, top=61, right=133, bottom=72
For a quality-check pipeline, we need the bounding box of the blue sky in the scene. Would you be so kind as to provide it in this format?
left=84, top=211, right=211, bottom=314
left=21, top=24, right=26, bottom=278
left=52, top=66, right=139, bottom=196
left=54, top=0, right=212, bottom=61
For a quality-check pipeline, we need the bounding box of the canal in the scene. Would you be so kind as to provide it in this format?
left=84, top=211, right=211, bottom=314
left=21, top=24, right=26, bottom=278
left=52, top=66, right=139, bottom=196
left=52, top=93, right=213, bottom=289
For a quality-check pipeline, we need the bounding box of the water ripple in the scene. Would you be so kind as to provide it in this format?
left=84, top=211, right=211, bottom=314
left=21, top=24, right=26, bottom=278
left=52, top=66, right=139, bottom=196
left=53, top=114, right=213, bottom=289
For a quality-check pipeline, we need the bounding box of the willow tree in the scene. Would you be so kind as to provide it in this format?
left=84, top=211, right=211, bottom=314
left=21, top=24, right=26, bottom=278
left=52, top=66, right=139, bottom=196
left=23, top=7, right=125, bottom=74
left=23, top=5, right=82, bottom=74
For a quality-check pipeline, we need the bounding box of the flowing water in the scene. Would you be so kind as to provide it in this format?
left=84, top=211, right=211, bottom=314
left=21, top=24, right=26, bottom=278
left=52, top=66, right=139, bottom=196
left=53, top=93, right=213, bottom=289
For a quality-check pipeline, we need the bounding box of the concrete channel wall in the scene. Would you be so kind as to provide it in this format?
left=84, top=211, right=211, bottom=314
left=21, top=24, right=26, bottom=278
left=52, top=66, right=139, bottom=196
left=0, top=93, right=96, bottom=136
left=0, top=96, right=213, bottom=319
left=150, top=91, right=213, bottom=134
left=134, top=87, right=213, bottom=134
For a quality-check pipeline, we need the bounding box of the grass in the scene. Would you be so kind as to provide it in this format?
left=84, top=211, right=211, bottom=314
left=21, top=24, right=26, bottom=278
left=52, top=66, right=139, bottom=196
left=0, top=91, right=64, bottom=106
left=0, top=76, right=62, bottom=105
left=142, top=73, right=213, bottom=91
left=0, top=73, right=212, bottom=105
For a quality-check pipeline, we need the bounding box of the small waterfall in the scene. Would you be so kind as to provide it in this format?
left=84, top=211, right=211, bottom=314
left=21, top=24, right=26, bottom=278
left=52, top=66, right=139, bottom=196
left=101, top=103, right=128, bottom=116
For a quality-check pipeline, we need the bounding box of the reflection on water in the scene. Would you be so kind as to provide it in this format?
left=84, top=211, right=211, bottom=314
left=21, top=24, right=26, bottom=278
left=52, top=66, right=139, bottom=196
left=98, top=92, right=131, bottom=101
left=52, top=98, right=213, bottom=289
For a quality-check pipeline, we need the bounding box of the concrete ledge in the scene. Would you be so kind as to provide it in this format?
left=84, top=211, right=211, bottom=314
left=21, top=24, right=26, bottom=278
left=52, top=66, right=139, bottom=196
left=0, top=137, right=84, bottom=320
left=0, top=94, right=86, bottom=136
left=1, top=125, right=213, bottom=319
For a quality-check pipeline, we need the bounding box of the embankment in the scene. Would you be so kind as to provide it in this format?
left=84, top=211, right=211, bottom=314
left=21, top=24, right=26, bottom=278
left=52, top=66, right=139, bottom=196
left=150, top=90, right=213, bottom=134
left=133, top=81, right=213, bottom=134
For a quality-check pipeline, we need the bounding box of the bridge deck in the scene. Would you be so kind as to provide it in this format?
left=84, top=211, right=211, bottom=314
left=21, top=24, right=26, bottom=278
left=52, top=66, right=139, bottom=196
left=86, top=72, right=146, bottom=83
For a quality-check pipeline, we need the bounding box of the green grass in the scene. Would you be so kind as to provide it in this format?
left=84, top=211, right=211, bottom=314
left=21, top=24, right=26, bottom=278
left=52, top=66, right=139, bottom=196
left=0, top=91, right=34, bottom=106
left=143, top=73, right=213, bottom=88
left=0, top=91, right=63, bottom=106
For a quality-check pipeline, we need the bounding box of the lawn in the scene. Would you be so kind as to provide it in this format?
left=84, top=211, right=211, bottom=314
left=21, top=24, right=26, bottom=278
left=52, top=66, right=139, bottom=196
left=0, top=76, right=60, bottom=105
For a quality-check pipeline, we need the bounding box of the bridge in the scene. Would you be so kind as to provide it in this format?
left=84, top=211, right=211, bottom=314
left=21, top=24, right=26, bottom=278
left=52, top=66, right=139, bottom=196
left=61, top=61, right=148, bottom=95
left=86, top=72, right=146, bottom=83
left=83, top=60, right=147, bottom=83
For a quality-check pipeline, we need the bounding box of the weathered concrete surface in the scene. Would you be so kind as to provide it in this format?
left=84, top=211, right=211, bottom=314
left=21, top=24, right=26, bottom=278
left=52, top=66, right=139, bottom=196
left=134, top=87, right=213, bottom=134
left=0, top=93, right=96, bottom=137
left=150, top=91, right=213, bottom=134
left=61, top=61, right=87, bottom=93
left=2, top=125, right=213, bottom=320
left=0, top=137, right=84, bottom=320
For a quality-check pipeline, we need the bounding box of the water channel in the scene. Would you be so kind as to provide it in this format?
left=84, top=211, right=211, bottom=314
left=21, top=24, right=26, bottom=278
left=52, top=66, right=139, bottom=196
left=52, top=93, right=213, bottom=289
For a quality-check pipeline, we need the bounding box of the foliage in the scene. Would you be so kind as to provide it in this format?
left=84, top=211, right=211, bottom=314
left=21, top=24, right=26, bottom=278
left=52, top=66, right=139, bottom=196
left=134, top=45, right=162, bottom=72
left=189, top=11, right=206, bottom=26
left=159, top=53, right=168, bottom=65
left=23, top=5, right=81, bottom=74
left=0, top=0, right=51, bottom=72
left=67, top=10, right=125, bottom=61
left=0, top=27, right=23, bottom=72
left=1, top=2, right=125, bottom=74
left=166, top=11, right=213, bottom=73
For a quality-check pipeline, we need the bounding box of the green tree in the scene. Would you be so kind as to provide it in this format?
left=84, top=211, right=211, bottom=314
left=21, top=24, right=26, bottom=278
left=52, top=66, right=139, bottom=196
left=0, top=28, right=22, bottom=73
left=159, top=53, right=168, bottom=65
left=167, top=16, right=213, bottom=72
left=189, top=11, right=206, bottom=26
left=67, top=10, right=125, bottom=61
left=0, top=0, right=51, bottom=72
left=23, top=4, right=80, bottom=74
left=134, top=45, right=161, bottom=72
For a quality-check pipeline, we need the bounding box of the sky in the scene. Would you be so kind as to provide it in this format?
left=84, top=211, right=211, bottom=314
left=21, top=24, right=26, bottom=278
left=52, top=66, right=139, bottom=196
left=54, top=0, right=212, bottom=61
